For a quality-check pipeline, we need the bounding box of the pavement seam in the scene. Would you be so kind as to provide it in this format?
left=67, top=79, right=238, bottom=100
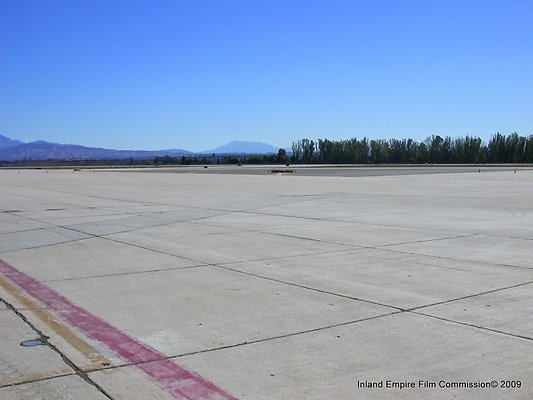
left=54, top=212, right=246, bottom=244
left=214, top=264, right=404, bottom=311
left=83, top=310, right=402, bottom=374
left=373, top=233, right=479, bottom=248
left=187, top=219, right=361, bottom=248
left=190, top=202, right=533, bottom=243
left=0, top=227, right=50, bottom=236
left=376, top=247, right=533, bottom=271
left=190, top=219, right=480, bottom=250
left=410, top=311, right=533, bottom=342
left=406, top=280, right=533, bottom=312
left=0, top=372, right=76, bottom=389
left=57, top=224, right=365, bottom=272
left=0, top=192, right=241, bottom=241
left=216, top=247, right=360, bottom=266
left=42, top=263, right=210, bottom=283
left=0, top=237, right=94, bottom=255
left=0, top=297, right=114, bottom=399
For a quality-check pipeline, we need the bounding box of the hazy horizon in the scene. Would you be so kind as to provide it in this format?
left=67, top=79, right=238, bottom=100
left=1, top=1, right=532, bottom=152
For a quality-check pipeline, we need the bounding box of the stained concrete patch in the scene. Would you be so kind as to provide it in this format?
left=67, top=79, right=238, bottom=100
left=0, top=375, right=110, bottom=399
left=224, top=248, right=533, bottom=309
left=47, top=266, right=394, bottom=356
left=1, top=237, right=202, bottom=282
left=421, top=283, right=533, bottom=339
left=0, top=227, right=90, bottom=254
left=178, top=312, right=533, bottom=400
left=0, top=310, right=72, bottom=386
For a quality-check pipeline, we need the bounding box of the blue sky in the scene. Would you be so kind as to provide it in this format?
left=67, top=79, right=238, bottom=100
left=1, top=0, right=532, bottom=151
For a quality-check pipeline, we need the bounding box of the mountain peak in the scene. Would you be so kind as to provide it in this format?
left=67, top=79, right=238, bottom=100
left=207, top=141, right=280, bottom=154
left=0, top=134, right=24, bottom=149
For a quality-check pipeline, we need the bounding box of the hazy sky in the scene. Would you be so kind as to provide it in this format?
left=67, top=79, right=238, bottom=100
left=1, top=0, right=532, bottom=151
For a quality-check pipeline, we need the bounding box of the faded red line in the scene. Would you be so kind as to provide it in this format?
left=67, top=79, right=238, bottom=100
left=0, top=260, right=238, bottom=400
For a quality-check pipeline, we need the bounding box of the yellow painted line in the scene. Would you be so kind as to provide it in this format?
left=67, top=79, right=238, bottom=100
left=0, top=275, right=111, bottom=370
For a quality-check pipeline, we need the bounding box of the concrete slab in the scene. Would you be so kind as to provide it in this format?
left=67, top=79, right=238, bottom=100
left=252, top=172, right=533, bottom=241
left=1, top=237, right=202, bottom=282
left=0, top=309, right=72, bottom=386
left=421, top=283, right=533, bottom=339
left=351, top=207, right=533, bottom=240
left=177, top=312, right=533, bottom=400
left=0, top=212, right=24, bottom=222
left=386, top=235, right=533, bottom=268
left=223, top=248, right=533, bottom=309
left=146, top=207, right=234, bottom=223
left=15, top=208, right=136, bottom=226
left=0, top=375, right=110, bottom=399
left=0, top=219, right=50, bottom=235
left=0, top=191, right=68, bottom=213
left=47, top=266, right=393, bottom=356
left=65, top=214, right=175, bottom=236
left=109, top=222, right=348, bottom=264
left=195, top=212, right=468, bottom=247
left=0, top=227, right=90, bottom=254
left=89, top=366, right=177, bottom=400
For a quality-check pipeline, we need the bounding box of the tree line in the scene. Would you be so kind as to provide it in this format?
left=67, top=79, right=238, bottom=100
left=290, top=133, right=533, bottom=164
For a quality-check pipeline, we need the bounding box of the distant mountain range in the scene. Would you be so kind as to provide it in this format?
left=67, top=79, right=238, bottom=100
left=0, top=135, right=281, bottom=161
left=0, top=135, right=24, bottom=149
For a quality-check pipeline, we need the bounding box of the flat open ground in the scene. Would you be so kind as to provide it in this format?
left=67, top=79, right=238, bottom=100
left=1, top=166, right=532, bottom=399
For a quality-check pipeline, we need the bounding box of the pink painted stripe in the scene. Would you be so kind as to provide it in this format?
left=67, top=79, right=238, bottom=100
left=0, top=260, right=238, bottom=400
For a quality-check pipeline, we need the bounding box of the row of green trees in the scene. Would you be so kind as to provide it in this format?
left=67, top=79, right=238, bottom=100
left=290, top=133, right=533, bottom=164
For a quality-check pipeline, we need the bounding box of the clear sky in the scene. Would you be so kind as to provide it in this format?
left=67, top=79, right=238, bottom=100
left=1, top=0, right=532, bottom=151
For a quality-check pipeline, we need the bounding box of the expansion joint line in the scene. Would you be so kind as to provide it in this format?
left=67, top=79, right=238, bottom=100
left=0, top=297, right=114, bottom=399
left=410, top=311, right=533, bottom=342
left=212, top=264, right=533, bottom=343
left=405, top=280, right=533, bottom=312
left=213, top=264, right=404, bottom=311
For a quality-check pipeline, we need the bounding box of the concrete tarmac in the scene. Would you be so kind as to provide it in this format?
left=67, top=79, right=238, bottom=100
left=0, top=167, right=532, bottom=399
